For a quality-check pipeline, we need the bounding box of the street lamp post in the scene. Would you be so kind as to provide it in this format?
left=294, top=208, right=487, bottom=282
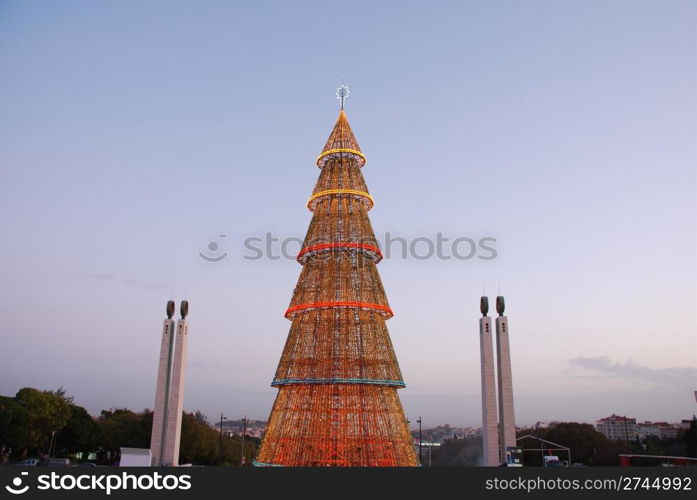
left=47, top=431, right=56, bottom=458
left=240, top=416, right=247, bottom=467
left=218, top=413, right=226, bottom=465
left=417, top=416, right=422, bottom=465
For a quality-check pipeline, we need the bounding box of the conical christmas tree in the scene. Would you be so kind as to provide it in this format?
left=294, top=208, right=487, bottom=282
left=255, top=89, right=418, bottom=467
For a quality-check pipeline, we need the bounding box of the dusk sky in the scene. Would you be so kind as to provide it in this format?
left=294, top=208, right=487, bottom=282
left=1, top=0, right=695, bottom=428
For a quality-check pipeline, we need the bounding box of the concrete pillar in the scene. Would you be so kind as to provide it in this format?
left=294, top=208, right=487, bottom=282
left=149, top=303, right=176, bottom=467
left=479, top=298, right=500, bottom=466
left=162, top=303, right=189, bottom=466
left=495, top=296, right=516, bottom=463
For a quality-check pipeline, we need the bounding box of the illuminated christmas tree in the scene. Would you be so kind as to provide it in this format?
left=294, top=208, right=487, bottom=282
left=255, top=87, right=418, bottom=466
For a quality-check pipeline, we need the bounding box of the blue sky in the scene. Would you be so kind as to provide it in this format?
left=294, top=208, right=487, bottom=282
left=0, top=0, right=695, bottom=427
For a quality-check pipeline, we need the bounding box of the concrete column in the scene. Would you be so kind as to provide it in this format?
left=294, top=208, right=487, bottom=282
left=149, top=314, right=175, bottom=467
left=162, top=314, right=189, bottom=466
left=495, top=307, right=516, bottom=463
left=479, top=312, right=500, bottom=466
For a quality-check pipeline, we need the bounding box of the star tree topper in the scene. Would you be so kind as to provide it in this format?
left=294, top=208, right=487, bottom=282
left=336, top=84, right=350, bottom=109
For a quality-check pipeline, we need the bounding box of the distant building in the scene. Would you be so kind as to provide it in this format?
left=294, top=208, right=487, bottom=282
left=595, top=415, right=637, bottom=441
left=677, top=419, right=693, bottom=430
left=637, top=421, right=661, bottom=439
left=463, top=427, right=480, bottom=438
left=534, top=421, right=562, bottom=429
left=636, top=421, right=680, bottom=440
left=212, top=419, right=267, bottom=439
left=658, top=425, right=679, bottom=440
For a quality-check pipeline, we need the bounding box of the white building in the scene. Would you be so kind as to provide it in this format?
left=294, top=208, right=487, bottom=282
left=119, top=448, right=152, bottom=467
left=595, top=415, right=637, bottom=441
left=658, top=426, right=679, bottom=439
left=636, top=421, right=680, bottom=440
left=636, top=421, right=660, bottom=439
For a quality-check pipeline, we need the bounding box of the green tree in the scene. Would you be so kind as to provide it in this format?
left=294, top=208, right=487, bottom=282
left=178, top=411, right=260, bottom=466
left=13, top=388, right=71, bottom=456
left=541, top=423, right=615, bottom=465
left=519, top=423, right=628, bottom=466
left=2, top=388, right=261, bottom=466
left=98, top=408, right=152, bottom=457
left=644, top=434, right=664, bottom=455
left=180, top=411, right=219, bottom=465
left=0, top=396, right=29, bottom=460
left=47, top=387, right=74, bottom=404
left=430, top=436, right=483, bottom=466
left=57, top=404, right=100, bottom=460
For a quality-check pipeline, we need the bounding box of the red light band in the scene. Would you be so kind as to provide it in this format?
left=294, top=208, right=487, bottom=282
left=285, top=301, right=393, bottom=319
left=297, top=242, right=383, bottom=262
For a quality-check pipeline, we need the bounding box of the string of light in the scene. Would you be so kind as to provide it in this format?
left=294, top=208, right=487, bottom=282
left=307, top=189, right=374, bottom=211
left=285, top=301, right=394, bottom=320
left=297, top=242, right=383, bottom=262
left=316, top=148, right=366, bottom=168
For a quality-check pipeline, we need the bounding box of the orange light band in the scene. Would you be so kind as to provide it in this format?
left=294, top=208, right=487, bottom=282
left=285, top=301, right=393, bottom=320
left=307, top=189, right=374, bottom=211
left=316, top=148, right=366, bottom=168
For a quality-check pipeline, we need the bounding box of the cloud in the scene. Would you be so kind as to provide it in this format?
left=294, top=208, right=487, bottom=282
left=569, top=356, right=697, bottom=390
